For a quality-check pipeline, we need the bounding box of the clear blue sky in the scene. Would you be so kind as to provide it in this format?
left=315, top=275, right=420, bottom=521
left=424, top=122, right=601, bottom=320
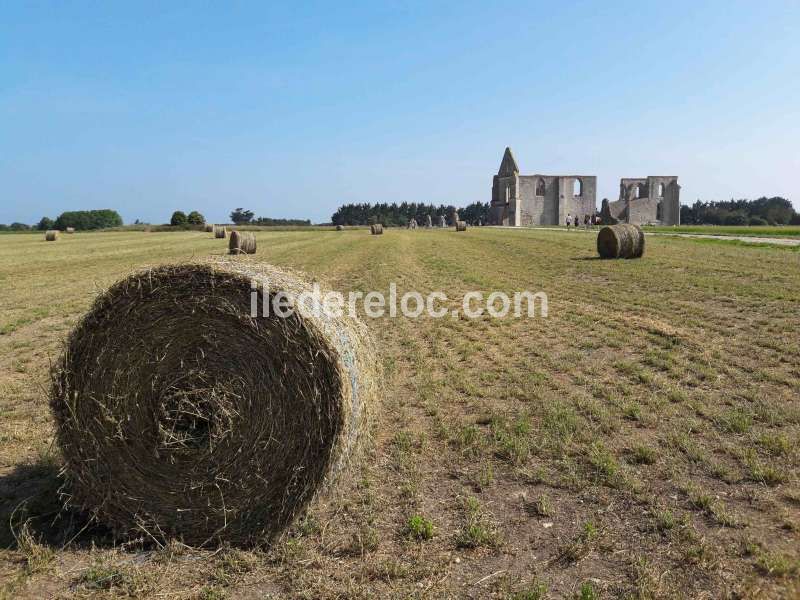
left=2, top=1, right=798, bottom=225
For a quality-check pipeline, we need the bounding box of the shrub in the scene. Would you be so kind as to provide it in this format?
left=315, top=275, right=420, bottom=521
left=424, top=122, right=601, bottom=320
left=748, top=216, right=768, bottom=226
left=37, top=217, right=55, bottom=230
left=405, top=515, right=435, bottom=540
left=54, top=210, right=123, bottom=231
left=10, top=222, right=31, bottom=231
left=170, top=211, right=188, bottom=226
left=187, top=211, right=206, bottom=225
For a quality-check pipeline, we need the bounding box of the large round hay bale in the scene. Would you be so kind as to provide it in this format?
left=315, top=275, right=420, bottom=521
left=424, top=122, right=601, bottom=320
left=370, top=224, right=383, bottom=235
left=455, top=221, right=467, bottom=232
left=213, top=225, right=227, bottom=239
left=228, top=230, right=257, bottom=255
left=45, top=230, right=59, bottom=241
left=597, top=224, right=645, bottom=259
left=65, top=227, right=76, bottom=234
left=205, top=224, right=214, bottom=233
left=50, top=261, right=376, bottom=546
left=335, top=224, right=344, bottom=231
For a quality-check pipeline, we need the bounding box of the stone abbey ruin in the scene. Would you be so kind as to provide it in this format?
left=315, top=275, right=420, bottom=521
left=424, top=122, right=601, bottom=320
left=488, top=147, right=680, bottom=226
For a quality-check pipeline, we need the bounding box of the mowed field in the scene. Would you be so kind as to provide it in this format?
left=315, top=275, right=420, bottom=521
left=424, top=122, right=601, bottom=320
left=1, top=228, right=799, bottom=599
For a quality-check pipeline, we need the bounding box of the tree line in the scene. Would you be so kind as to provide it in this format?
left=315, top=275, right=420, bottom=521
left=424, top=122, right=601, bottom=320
left=229, top=208, right=310, bottom=226
left=679, top=197, right=798, bottom=226
left=331, top=202, right=491, bottom=226
left=13, top=210, right=125, bottom=232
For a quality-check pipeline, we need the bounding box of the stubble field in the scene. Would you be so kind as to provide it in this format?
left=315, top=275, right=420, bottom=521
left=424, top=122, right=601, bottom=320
left=0, top=228, right=798, bottom=599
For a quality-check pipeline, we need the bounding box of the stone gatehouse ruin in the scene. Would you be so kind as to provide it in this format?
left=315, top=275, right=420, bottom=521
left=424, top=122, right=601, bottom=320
left=488, top=148, right=596, bottom=226
left=601, top=176, right=681, bottom=225
left=488, top=147, right=681, bottom=226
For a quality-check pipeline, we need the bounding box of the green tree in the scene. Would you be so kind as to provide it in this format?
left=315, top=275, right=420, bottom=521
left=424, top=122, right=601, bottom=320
left=170, top=211, right=188, bottom=226
left=187, top=211, right=206, bottom=225
left=54, top=209, right=122, bottom=230
left=10, top=222, right=31, bottom=231
left=37, top=216, right=55, bottom=230
left=230, top=208, right=254, bottom=224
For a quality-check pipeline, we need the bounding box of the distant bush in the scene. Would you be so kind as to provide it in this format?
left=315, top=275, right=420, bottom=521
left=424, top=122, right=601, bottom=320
left=10, top=222, right=31, bottom=231
left=54, top=209, right=123, bottom=231
left=748, top=216, right=768, bottom=226
left=722, top=212, right=748, bottom=226
left=170, top=211, right=188, bottom=226
left=230, top=208, right=255, bottom=224
left=681, top=197, right=796, bottom=225
left=187, top=211, right=205, bottom=225
left=252, top=217, right=311, bottom=226
left=37, top=217, right=55, bottom=230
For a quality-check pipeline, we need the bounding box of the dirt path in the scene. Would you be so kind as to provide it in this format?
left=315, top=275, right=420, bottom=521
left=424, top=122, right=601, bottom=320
left=488, top=225, right=800, bottom=246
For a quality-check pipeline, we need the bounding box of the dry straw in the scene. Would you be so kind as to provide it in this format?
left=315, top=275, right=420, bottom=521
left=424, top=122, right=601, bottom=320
left=51, top=261, right=377, bottom=547
left=213, top=225, right=227, bottom=239
left=455, top=220, right=467, bottom=232
left=45, top=230, right=59, bottom=241
left=370, top=224, right=383, bottom=235
left=597, top=224, right=645, bottom=259
left=228, top=230, right=257, bottom=255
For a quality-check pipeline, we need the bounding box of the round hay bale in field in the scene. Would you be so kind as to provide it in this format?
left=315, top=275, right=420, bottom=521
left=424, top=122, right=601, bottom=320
left=455, top=221, right=467, bottom=232
left=45, top=230, right=59, bottom=241
left=228, top=230, right=257, bottom=255
left=205, top=224, right=214, bottom=233
left=213, top=225, right=227, bottom=239
left=51, top=261, right=376, bottom=546
left=65, top=227, right=76, bottom=234
left=370, top=224, right=383, bottom=235
left=335, top=224, right=344, bottom=231
left=597, top=224, right=645, bottom=259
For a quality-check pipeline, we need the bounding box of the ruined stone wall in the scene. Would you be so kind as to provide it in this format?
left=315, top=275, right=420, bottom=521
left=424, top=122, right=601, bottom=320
left=662, top=180, right=681, bottom=225
left=558, top=176, right=597, bottom=225
left=627, top=198, right=660, bottom=224
left=490, top=174, right=518, bottom=225
left=487, top=149, right=602, bottom=227
left=518, top=176, right=559, bottom=225
left=618, top=176, right=681, bottom=225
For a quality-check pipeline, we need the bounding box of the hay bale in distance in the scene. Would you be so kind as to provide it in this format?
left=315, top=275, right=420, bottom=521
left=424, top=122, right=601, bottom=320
left=65, top=227, right=76, bottom=234
left=50, top=261, right=376, bottom=546
left=205, top=224, right=214, bottom=233
left=213, top=225, right=227, bottom=239
left=228, top=230, right=257, bottom=255
left=335, top=224, right=344, bottom=231
left=597, top=224, right=645, bottom=259
left=370, top=224, right=383, bottom=235
left=455, top=221, right=467, bottom=232
left=45, top=230, right=59, bottom=241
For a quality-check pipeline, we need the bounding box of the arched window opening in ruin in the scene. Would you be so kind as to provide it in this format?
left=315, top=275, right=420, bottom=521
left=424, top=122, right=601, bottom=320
left=574, top=178, right=582, bottom=197
left=638, top=183, right=647, bottom=199
left=658, top=183, right=665, bottom=197
left=536, top=178, right=546, bottom=196
left=632, top=184, right=640, bottom=199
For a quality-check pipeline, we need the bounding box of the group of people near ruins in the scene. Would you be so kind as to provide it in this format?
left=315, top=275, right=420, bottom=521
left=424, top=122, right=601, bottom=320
left=565, top=213, right=601, bottom=229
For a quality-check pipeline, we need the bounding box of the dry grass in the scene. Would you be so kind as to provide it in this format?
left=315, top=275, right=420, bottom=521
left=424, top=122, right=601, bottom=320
left=0, top=228, right=798, bottom=598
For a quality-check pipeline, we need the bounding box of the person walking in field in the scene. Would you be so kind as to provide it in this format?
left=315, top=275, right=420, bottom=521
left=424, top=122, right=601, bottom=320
left=584, top=214, right=590, bottom=229
left=566, top=213, right=572, bottom=229
left=574, top=215, right=579, bottom=228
